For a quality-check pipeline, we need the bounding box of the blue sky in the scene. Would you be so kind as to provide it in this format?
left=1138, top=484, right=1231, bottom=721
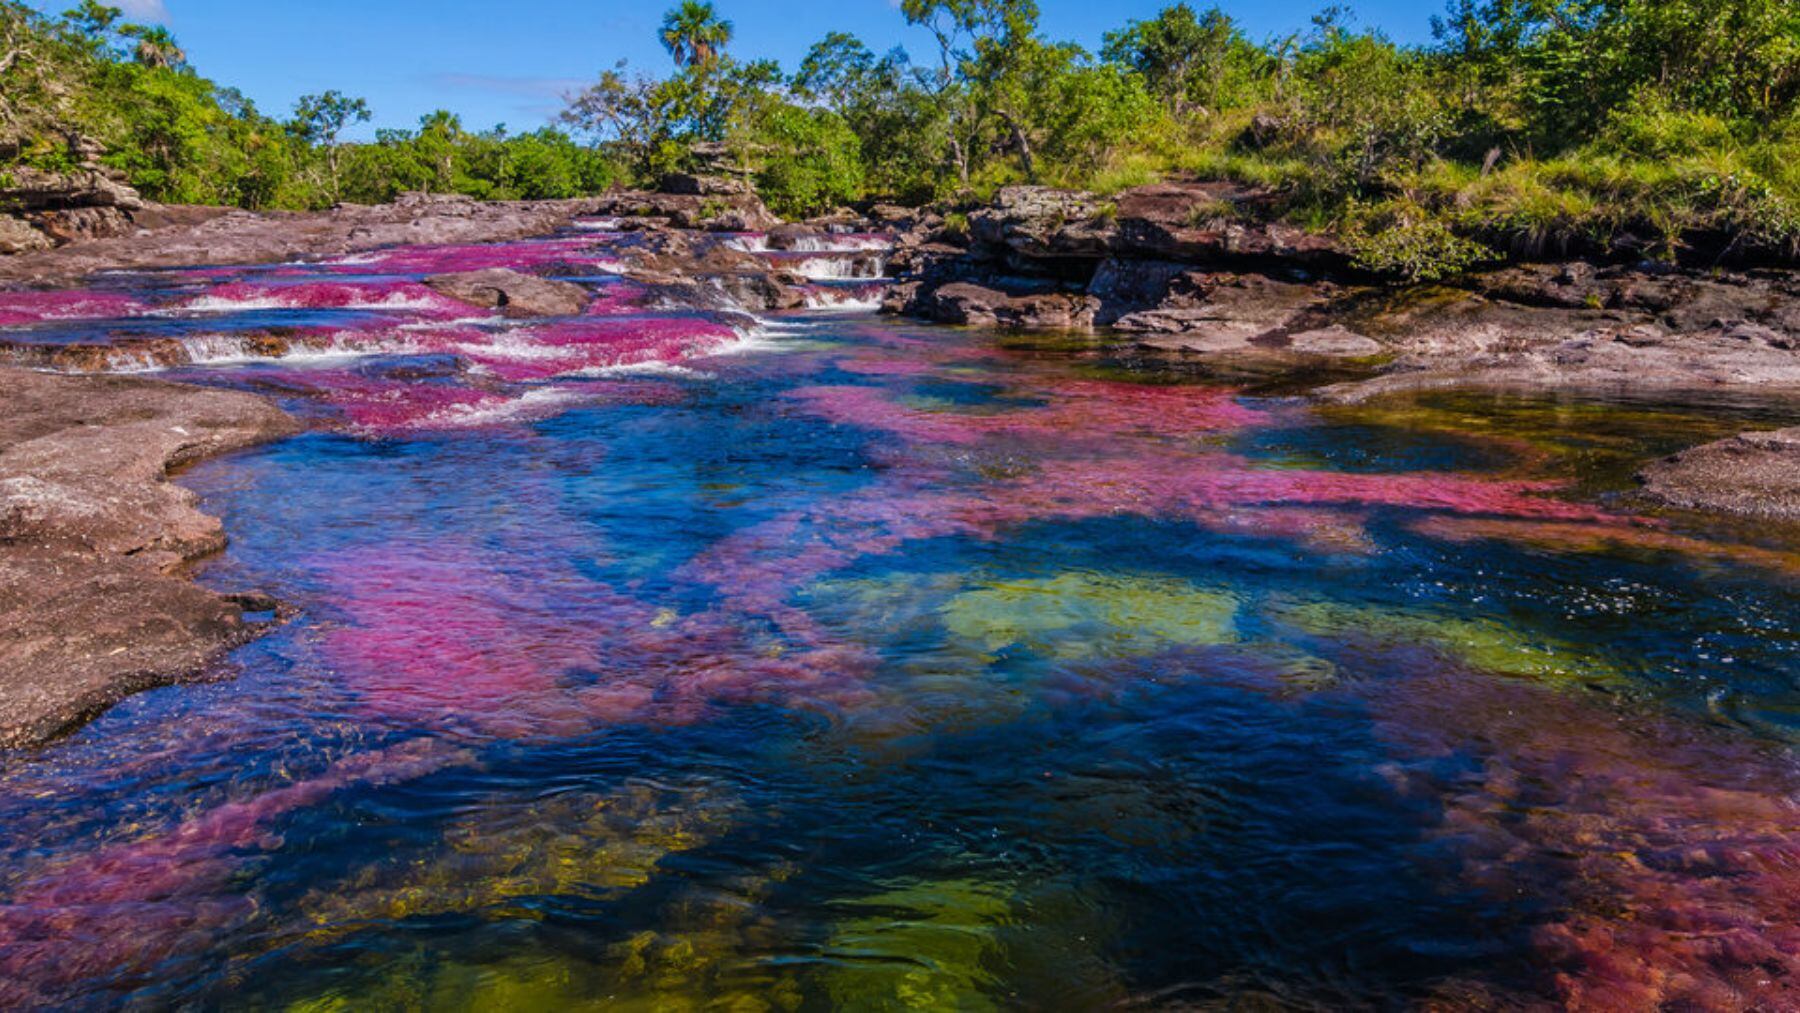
left=38, top=1, right=1442, bottom=138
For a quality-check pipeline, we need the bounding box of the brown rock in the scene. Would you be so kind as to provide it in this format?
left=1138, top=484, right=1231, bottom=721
left=1286, top=326, right=1384, bottom=357
left=1637, top=428, right=1800, bottom=520
left=0, top=166, right=145, bottom=215
left=424, top=267, right=591, bottom=317
left=0, top=195, right=618, bottom=286
left=659, top=173, right=754, bottom=197
left=919, top=282, right=1096, bottom=329
left=0, top=369, right=300, bottom=749
left=0, top=215, right=51, bottom=254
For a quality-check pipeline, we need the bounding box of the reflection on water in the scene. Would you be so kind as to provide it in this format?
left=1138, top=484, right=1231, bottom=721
left=2, top=229, right=1799, bottom=1009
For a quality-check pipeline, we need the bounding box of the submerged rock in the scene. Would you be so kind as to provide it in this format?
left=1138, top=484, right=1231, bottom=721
left=0, top=369, right=299, bottom=748
left=424, top=267, right=591, bottom=317
left=1637, top=427, right=1800, bottom=521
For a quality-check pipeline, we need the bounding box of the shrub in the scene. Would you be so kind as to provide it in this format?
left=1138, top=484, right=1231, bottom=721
left=1341, top=197, right=1494, bottom=282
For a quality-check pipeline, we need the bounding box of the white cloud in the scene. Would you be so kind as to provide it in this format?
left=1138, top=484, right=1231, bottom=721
left=115, top=0, right=170, bottom=23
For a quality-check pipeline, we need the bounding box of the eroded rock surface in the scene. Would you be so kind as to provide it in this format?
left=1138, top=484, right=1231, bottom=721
left=0, top=187, right=780, bottom=285
left=424, top=268, right=591, bottom=318
left=0, top=369, right=299, bottom=748
left=886, top=182, right=1800, bottom=396
left=1637, top=427, right=1800, bottom=521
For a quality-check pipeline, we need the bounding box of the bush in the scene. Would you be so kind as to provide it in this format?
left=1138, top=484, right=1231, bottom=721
left=1342, top=197, right=1494, bottom=281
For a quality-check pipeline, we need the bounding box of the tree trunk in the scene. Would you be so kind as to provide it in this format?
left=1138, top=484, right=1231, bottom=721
left=1002, top=113, right=1035, bottom=181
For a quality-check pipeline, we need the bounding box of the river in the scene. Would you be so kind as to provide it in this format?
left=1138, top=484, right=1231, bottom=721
left=1, top=222, right=1797, bottom=1008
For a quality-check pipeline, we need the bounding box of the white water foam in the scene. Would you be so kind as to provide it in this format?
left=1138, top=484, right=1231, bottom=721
left=786, top=255, right=888, bottom=281
left=403, top=386, right=586, bottom=430
left=787, top=235, right=892, bottom=253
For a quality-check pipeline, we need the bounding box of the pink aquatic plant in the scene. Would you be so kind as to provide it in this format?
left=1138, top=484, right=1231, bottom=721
left=179, top=279, right=476, bottom=319
left=1358, top=657, right=1800, bottom=1010
left=0, top=739, right=470, bottom=1007
left=312, top=543, right=879, bottom=738
left=458, top=315, right=740, bottom=382
left=583, top=280, right=652, bottom=316
left=786, top=378, right=1266, bottom=447
left=0, top=289, right=145, bottom=326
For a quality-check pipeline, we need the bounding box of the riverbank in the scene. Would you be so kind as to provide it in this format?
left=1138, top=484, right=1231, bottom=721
left=0, top=184, right=779, bottom=287
left=880, top=181, right=1800, bottom=403
left=0, top=368, right=298, bottom=748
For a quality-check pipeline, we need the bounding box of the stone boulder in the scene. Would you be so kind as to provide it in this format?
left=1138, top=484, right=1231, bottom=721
left=0, top=166, right=145, bottom=215
left=970, top=185, right=1111, bottom=261
left=1109, top=181, right=1343, bottom=268
left=424, top=268, right=591, bottom=317
left=1285, top=326, right=1383, bottom=358
left=0, top=216, right=52, bottom=254
left=0, top=166, right=146, bottom=253
left=915, top=281, right=1097, bottom=330
left=660, top=173, right=755, bottom=197
left=1637, top=427, right=1800, bottom=520
left=587, top=189, right=779, bottom=233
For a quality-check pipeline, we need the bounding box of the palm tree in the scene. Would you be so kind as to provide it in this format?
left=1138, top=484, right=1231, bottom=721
left=129, top=26, right=185, bottom=69
left=659, top=1, right=732, bottom=70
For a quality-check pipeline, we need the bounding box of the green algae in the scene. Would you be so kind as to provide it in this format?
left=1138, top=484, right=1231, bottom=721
left=821, top=877, right=1013, bottom=1011
left=1321, top=390, right=1773, bottom=489
left=1267, top=599, right=1625, bottom=687
left=298, top=782, right=739, bottom=935
left=942, top=572, right=1240, bottom=659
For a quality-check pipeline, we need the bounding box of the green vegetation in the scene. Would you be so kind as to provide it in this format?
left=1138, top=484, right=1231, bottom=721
left=942, top=572, right=1240, bottom=659
left=0, top=1, right=617, bottom=208
left=1267, top=599, right=1626, bottom=687
left=6, top=0, right=1800, bottom=266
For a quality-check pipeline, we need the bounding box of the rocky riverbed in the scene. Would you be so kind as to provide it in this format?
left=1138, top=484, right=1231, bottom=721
left=0, top=185, right=876, bottom=746
left=2, top=180, right=1797, bottom=748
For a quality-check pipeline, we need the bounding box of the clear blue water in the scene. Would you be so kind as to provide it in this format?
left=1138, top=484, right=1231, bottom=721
left=2, top=232, right=1799, bottom=1009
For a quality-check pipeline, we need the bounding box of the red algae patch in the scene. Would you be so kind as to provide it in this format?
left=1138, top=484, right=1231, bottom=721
left=460, top=316, right=740, bottom=382
left=0, top=739, right=472, bottom=1008
left=1363, top=662, right=1800, bottom=1010
left=787, top=378, right=1267, bottom=446
left=177, top=279, right=477, bottom=319
left=0, top=289, right=144, bottom=325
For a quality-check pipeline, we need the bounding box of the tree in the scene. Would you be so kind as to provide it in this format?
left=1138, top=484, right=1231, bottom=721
left=289, top=90, right=371, bottom=200
left=561, top=62, right=688, bottom=179
left=659, top=1, right=733, bottom=70
left=1101, top=5, right=1262, bottom=117
left=59, top=0, right=120, bottom=42
left=793, top=31, right=878, bottom=112
left=122, top=24, right=183, bottom=69
left=899, top=0, right=981, bottom=185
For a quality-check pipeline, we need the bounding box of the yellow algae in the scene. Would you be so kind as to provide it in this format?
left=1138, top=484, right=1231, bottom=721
left=299, top=782, right=739, bottom=933
left=941, top=572, right=1239, bottom=659
left=822, top=877, right=1013, bottom=1011
left=1268, top=600, right=1624, bottom=687
left=596, top=865, right=805, bottom=1012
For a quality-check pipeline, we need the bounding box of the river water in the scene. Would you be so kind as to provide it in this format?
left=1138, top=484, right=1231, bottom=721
left=1, top=223, right=1798, bottom=1009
